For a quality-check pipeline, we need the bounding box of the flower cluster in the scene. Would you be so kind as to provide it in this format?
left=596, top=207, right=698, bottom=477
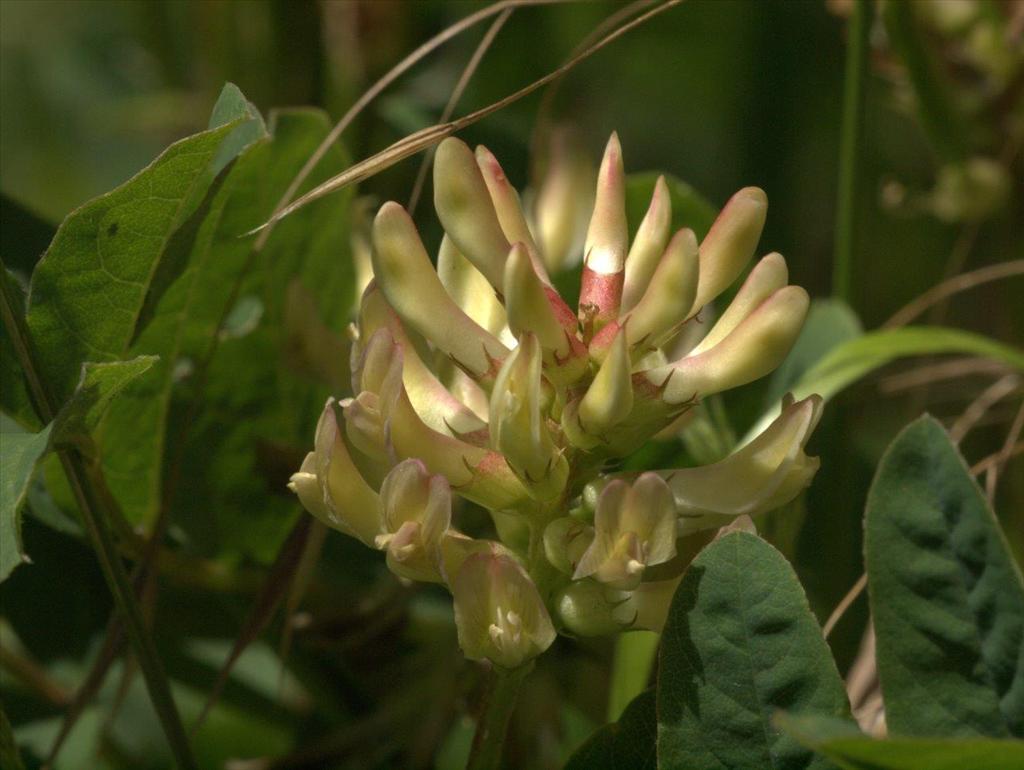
left=290, top=133, right=820, bottom=669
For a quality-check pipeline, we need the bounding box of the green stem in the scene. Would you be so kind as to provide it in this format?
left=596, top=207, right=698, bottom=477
left=0, top=265, right=197, bottom=770
left=466, top=664, right=531, bottom=770
left=833, top=0, right=873, bottom=305
left=607, top=630, right=660, bottom=721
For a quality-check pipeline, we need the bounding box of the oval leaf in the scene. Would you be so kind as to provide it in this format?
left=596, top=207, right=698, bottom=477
left=865, top=416, right=1024, bottom=738
left=658, top=531, right=849, bottom=770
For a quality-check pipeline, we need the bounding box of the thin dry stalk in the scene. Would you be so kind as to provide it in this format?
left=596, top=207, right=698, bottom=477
left=971, top=441, right=1024, bottom=476
left=883, top=259, right=1024, bottom=328
left=986, top=400, right=1024, bottom=502
left=823, top=572, right=867, bottom=639
left=250, top=0, right=684, bottom=235
left=877, top=357, right=1010, bottom=394
left=528, top=0, right=656, bottom=181
left=407, top=7, right=514, bottom=214
left=255, top=0, right=568, bottom=251
left=949, top=374, right=1022, bottom=443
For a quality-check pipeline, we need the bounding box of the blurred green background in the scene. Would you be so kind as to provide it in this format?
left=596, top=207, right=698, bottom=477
left=1, top=1, right=1021, bottom=768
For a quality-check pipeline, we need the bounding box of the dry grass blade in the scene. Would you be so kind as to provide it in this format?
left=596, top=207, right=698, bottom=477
left=190, top=517, right=312, bottom=736
left=986, top=399, right=1024, bottom=502
left=254, top=0, right=567, bottom=250
left=949, top=374, right=1022, bottom=443
left=971, top=441, right=1024, bottom=475
left=407, top=7, right=514, bottom=214
left=883, top=259, right=1024, bottom=328
left=249, top=0, right=683, bottom=235
left=822, top=572, right=867, bottom=639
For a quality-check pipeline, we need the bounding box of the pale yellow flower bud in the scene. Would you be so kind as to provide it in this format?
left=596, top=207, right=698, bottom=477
left=692, top=187, right=768, bottom=313
left=564, top=327, right=633, bottom=448
left=531, top=127, right=594, bottom=274
left=475, top=144, right=544, bottom=270
left=620, top=227, right=699, bottom=354
left=621, top=174, right=672, bottom=312
left=645, top=284, right=809, bottom=404
left=434, top=137, right=511, bottom=291
left=489, top=334, right=568, bottom=500
left=372, top=201, right=509, bottom=380
left=579, top=133, right=627, bottom=335
left=555, top=580, right=636, bottom=636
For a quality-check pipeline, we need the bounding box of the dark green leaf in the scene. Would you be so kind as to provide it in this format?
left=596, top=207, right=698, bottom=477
left=779, top=713, right=1024, bottom=770
left=866, top=416, right=1024, bottom=738
left=0, top=422, right=52, bottom=581
left=148, top=108, right=354, bottom=555
left=564, top=689, right=656, bottom=770
left=52, top=356, right=158, bottom=446
left=658, top=531, right=849, bottom=770
left=24, top=112, right=251, bottom=405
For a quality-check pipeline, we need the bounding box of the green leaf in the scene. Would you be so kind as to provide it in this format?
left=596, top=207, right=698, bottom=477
left=24, top=87, right=260, bottom=406
left=109, top=108, right=354, bottom=551
left=744, top=326, right=1024, bottom=443
left=0, top=422, right=53, bottom=581
left=779, top=714, right=1024, bottom=770
left=564, top=689, right=656, bottom=770
left=52, top=356, right=158, bottom=446
left=865, top=416, right=1024, bottom=738
left=626, top=172, right=718, bottom=240
left=658, top=531, right=849, bottom=770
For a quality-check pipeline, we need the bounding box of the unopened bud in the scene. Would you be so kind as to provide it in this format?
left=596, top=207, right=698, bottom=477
left=690, top=252, right=788, bottom=355
left=489, top=334, right=568, bottom=500
left=451, top=552, right=556, bottom=669
left=692, top=187, right=767, bottom=313
left=579, top=133, right=627, bottom=334
left=437, top=236, right=512, bottom=344
left=504, top=243, right=581, bottom=368
left=372, top=201, right=509, bottom=380
left=574, top=474, right=677, bottom=590
left=621, top=175, right=672, bottom=312
left=622, top=228, right=699, bottom=353
left=646, top=285, right=809, bottom=404
left=532, top=127, right=595, bottom=274
left=475, top=145, right=544, bottom=269
left=555, top=579, right=636, bottom=636
left=565, top=327, right=633, bottom=448
left=434, top=137, right=511, bottom=291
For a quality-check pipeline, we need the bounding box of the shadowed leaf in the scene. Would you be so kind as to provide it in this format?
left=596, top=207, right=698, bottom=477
left=866, top=416, right=1024, bottom=738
